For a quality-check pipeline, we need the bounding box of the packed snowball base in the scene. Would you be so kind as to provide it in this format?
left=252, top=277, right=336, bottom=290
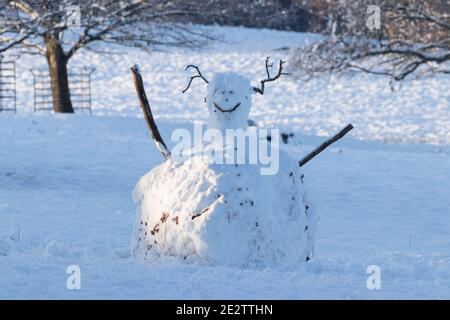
left=132, top=144, right=315, bottom=267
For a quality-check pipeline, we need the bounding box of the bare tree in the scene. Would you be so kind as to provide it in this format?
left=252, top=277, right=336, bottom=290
left=294, top=0, right=449, bottom=82
left=0, top=0, right=213, bottom=113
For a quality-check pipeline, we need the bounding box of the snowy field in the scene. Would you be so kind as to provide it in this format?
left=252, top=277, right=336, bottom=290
left=1, top=26, right=450, bottom=299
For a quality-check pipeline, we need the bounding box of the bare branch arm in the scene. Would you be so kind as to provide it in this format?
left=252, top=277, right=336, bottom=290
left=299, top=124, right=353, bottom=167
left=130, top=64, right=171, bottom=160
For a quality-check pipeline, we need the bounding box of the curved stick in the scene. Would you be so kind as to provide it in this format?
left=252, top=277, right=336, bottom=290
left=253, top=57, right=290, bottom=95
left=182, top=64, right=209, bottom=93
left=130, top=64, right=170, bottom=160
left=299, top=124, right=353, bottom=167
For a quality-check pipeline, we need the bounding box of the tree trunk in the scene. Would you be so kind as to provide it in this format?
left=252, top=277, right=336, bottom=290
left=45, top=37, right=74, bottom=113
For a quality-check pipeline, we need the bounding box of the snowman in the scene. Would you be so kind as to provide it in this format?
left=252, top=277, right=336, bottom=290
left=129, top=59, right=317, bottom=267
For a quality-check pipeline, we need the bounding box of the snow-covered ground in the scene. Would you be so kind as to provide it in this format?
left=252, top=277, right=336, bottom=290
left=1, top=26, right=449, bottom=299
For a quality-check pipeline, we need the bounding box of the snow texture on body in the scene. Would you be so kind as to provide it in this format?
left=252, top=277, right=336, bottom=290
left=132, top=146, right=315, bottom=266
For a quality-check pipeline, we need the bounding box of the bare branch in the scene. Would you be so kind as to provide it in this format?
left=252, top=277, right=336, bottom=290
left=9, top=0, right=39, bottom=20
left=0, top=32, right=32, bottom=52
left=130, top=64, right=171, bottom=160
left=293, top=0, right=450, bottom=82
left=182, top=64, right=209, bottom=93
left=299, top=124, right=354, bottom=167
left=253, top=57, right=289, bottom=95
left=1, top=1, right=217, bottom=60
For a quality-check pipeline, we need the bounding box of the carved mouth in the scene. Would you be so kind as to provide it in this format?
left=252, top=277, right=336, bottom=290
left=213, top=102, right=241, bottom=113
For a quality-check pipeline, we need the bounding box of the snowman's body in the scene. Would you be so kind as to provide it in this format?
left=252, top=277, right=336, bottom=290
left=132, top=72, right=316, bottom=266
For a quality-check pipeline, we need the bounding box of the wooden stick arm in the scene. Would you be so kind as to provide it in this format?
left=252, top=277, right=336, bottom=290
left=299, top=124, right=353, bottom=167
left=130, top=64, right=171, bottom=160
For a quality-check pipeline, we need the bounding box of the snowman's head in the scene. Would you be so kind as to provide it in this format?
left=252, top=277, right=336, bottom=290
left=205, top=72, right=252, bottom=131
left=182, top=58, right=288, bottom=131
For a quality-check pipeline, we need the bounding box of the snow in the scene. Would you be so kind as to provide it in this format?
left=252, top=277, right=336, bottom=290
left=11, top=26, right=450, bottom=144
left=1, top=25, right=450, bottom=299
left=205, top=72, right=253, bottom=131
left=132, top=145, right=315, bottom=266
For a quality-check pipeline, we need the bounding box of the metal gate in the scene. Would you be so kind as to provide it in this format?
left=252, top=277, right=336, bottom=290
left=0, top=54, right=17, bottom=113
left=30, top=67, right=95, bottom=113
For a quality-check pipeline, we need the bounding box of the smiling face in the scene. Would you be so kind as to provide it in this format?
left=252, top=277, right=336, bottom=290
left=206, top=72, right=253, bottom=131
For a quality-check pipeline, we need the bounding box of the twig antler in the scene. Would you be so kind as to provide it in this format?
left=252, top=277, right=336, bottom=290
left=130, top=64, right=171, bottom=160
left=253, top=57, right=290, bottom=95
left=182, top=65, right=209, bottom=93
